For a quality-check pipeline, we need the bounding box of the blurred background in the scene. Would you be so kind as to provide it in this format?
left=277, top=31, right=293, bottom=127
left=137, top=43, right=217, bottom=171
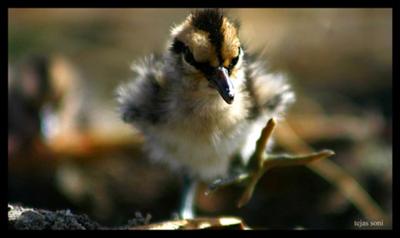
left=8, top=8, right=392, bottom=229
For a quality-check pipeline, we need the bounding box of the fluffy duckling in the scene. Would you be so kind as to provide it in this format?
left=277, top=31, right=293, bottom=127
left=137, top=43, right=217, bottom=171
left=117, top=9, right=295, bottom=218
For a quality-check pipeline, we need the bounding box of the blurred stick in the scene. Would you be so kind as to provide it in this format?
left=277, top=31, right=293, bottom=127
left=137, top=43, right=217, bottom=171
left=45, top=131, right=142, bottom=157
left=276, top=120, right=389, bottom=223
left=131, top=217, right=248, bottom=230
left=286, top=114, right=383, bottom=142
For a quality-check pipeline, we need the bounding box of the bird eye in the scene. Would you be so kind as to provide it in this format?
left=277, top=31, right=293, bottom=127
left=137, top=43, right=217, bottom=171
left=230, top=56, right=239, bottom=68
left=183, top=47, right=197, bottom=67
left=228, top=47, right=241, bottom=71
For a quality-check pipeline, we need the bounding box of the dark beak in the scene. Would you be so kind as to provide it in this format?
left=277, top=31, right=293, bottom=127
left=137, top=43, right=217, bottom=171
left=208, top=67, right=235, bottom=104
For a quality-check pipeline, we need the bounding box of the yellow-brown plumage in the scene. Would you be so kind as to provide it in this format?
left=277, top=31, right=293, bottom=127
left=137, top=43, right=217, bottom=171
left=116, top=9, right=295, bottom=218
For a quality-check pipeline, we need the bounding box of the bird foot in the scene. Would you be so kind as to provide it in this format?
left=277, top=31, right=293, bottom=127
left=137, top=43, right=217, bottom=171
left=205, top=172, right=250, bottom=195
left=205, top=118, right=335, bottom=208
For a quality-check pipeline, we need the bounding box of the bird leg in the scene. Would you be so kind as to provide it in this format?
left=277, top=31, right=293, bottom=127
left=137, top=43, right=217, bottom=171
left=179, top=174, right=198, bottom=219
left=205, top=118, right=335, bottom=208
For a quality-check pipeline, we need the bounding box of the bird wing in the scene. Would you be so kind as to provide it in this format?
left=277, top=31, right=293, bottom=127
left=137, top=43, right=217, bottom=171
left=243, top=54, right=295, bottom=120
left=116, top=54, right=166, bottom=125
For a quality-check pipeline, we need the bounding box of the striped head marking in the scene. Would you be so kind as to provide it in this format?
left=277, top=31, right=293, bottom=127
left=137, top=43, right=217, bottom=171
left=170, top=9, right=242, bottom=104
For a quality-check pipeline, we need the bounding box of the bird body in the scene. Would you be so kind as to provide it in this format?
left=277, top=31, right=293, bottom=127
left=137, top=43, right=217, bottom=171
left=117, top=9, right=295, bottom=182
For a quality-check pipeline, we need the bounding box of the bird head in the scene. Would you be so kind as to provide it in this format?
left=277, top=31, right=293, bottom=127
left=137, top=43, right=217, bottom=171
left=169, top=9, right=243, bottom=105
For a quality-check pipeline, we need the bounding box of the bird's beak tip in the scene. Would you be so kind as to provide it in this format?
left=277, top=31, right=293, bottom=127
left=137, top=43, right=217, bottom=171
left=209, top=67, right=235, bottom=105
left=225, top=94, right=235, bottom=104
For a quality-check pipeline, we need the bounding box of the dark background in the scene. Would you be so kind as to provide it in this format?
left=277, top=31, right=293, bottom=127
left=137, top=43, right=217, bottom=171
left=8, top=8, right=392, bottom=229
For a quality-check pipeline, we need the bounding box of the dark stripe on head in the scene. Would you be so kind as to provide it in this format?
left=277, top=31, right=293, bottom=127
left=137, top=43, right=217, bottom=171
left=171, top=39, right=214, bottom=76
left=191, top=9, right=224, bottom=64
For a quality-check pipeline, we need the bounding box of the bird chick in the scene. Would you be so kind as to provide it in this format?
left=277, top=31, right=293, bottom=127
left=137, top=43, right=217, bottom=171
left=117, top=9, right=295, bottom=218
